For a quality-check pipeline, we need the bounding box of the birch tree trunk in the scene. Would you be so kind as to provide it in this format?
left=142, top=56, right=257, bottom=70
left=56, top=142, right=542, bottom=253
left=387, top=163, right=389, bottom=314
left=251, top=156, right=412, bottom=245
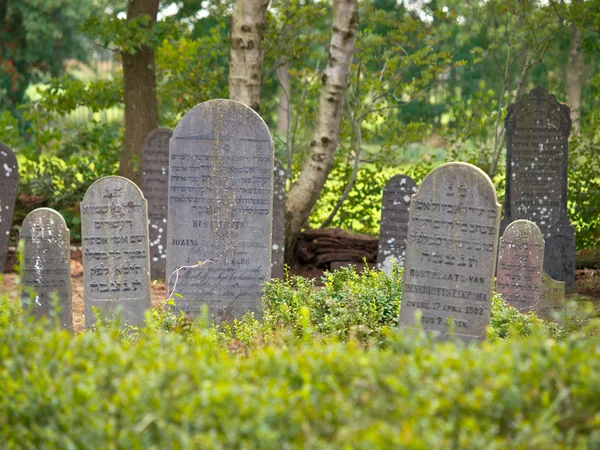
left=284, top=0, right=359, bottom=260
left=567, top=1, right=585, bottom=135
left=119, top=0, right=159, bottom=186
left=229, top=0, right=270, bottom=112
left=277, top=62, right=291, bottom=137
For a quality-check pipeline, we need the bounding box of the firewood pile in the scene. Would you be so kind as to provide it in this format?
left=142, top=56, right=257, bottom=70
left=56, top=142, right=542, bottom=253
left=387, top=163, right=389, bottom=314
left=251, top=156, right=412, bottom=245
left=296, top=228, right=378, bottom=269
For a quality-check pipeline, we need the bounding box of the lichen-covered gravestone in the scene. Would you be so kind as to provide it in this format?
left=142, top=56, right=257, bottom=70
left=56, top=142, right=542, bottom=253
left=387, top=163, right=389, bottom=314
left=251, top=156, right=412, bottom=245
left=81, top=176, right=151, bottom=327
left=141, top=128, right=172, bottom=280
left=271, top=161, right=286, bottom=279
left=0, top=143, right=18, bottom=273
left=167, top=99, right=273, bottom=322
left=399, top=162, right=501, bottom=341
left=377, top=174, right=417, bottom=273
left=538, top=271, right=566, bottom=324
left=496, top=220, right=545, bottom=313
left=20, top=208, right=72, bottom=330
left=503, top=86, right=575, bottom=291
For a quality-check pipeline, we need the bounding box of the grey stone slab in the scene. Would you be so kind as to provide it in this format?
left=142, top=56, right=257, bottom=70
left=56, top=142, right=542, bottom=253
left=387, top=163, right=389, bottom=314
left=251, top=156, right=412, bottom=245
left=271, top=160, right=286, bottom=279
left=0, top=143, right=18, bottom=273
left=399, top=162, right=501, bottom=341
left=20, top=208, right=72, bottom=330
left=141, top=128, right=172, bottom=280
left=166, top=99, right=273, bottom=322
left=538, top=271, right=566, bottom=324
left=81, top=176, right=151, bottom=327
left=377, top=174, right=417, bottom=273
left=496, top=220, right=544, bottom=313
left=503, top=86, right=575, bottom=290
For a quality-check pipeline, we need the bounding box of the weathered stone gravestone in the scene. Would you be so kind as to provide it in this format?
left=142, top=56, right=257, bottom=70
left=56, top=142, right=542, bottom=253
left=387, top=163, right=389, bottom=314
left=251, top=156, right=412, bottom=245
left=503, top=86, right=575, bottom=291
left=271, top=160, right=286, bottom=279
left=167, top=99, right=273, bottom=322
left=399, top=162, right=501, bottom=341
left=141, top=128, right=172, bottom=280
left=81, top=176, right=151, bottom=327
left=0, top=143, right=18, bottom=273
left=20, top=208, right=72, bottom=330
left=496, top=220, right=545, bottom=313
left=377, top=174, right=417, bottom=273
left=538, top=271, right=566, bottom=324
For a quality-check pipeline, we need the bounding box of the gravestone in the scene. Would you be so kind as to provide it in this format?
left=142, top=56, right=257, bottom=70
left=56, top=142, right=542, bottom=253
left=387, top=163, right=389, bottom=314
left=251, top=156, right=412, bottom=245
left=503, top=87, right=575, bottom=291
left=166, top=99, right=273, bottom=322
left=141, top=128, right=172, bottom=280
left=538, top=272, right=566, bottom=324
left=20, top=208, right=72, bottom=330
left=377, top=174, right=417, bottom=273
left=399, top=162, right=501, bottom=341
left=496, top=220, right=545, bottom=313
left=271, top=160, right=286, bottom=278
left=81, top=176, right=151, bottom=327
left=0, top=143, right=18, bottom=273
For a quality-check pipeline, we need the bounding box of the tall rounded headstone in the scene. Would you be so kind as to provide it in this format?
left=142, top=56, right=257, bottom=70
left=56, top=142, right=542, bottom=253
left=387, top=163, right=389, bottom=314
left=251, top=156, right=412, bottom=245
left=399, top=162, right=501, bottom=341
left=20, top=208, right=72, bottom=330
left=0, top=143, right=18, bottom=273
left=271, top=161, right=286, bottom=279
left=377, top=174, right=417, bottom=273
left=538, top=271, right=566, bottom=324
left=167, top=99, right=273, bottom=322
left=496, top=220, right=544, bottom=313
left=141, top=128, right=172, bottom=280
left=503, top=87, right=575, bottom=291
left=81, top=176, right=151, bottom=327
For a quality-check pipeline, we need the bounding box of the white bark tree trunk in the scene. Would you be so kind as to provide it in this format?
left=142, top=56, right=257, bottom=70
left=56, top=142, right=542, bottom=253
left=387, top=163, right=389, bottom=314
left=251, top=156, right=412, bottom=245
left=567, top=2, right=585, bottom=135
left=277, top=62, right=290, bottom=137
left=284, top=0, right=359, bottom=258
left=229, top=0, right=270, bottom=112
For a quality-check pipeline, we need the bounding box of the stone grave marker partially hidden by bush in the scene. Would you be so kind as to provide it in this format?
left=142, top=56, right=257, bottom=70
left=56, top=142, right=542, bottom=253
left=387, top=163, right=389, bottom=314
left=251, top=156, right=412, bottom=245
left=0, top=143, right=18, bottom=273
left=20, top=208, right=72, bottom=330
left=141, top=128, right=172, bottom=280
left=496, top=220, right=545, bottom=313
left=377, top=174, right=417, bottom=273
left=538, top=271, right=566, bottom=324
left=271, top=160, right=286, bottom=279
left=81, top=176, right=151, bottom=328
left=399, top=162, right=501, bottom=341
left=503, top=86, right=575, bottom=291
left=166, top=99, right=273, bottom=322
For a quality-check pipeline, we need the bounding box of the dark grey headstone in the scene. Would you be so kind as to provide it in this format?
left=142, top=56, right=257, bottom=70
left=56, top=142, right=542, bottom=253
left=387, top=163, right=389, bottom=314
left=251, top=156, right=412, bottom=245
left=271, top=161, right=286, bottom=279
left=538, top=271, right=566, bottom=324
left=141, top=128, right=172, bottom=280
left=167, top=99, right=273, bottom=322
left=503, top=87, right=575, bottom=291
left=399, top=162, right=501, bottom=341
left=496, top=220, right=544, bottom=313
left=20, top=208, right=72, bottom=330
left=377, top=174, right=417, bottom=273
left=81, top=176, right=151, bottom=327
left=0, top=143, right=18, bottom=273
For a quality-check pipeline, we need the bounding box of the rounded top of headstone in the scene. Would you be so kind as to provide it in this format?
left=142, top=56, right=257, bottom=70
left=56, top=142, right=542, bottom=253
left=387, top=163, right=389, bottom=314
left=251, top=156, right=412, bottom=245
left=82, top=176, right=145, bottom=203
left=417, top=162, right=499, bottom=206
left=505, top=86, right=571, bottom=132
left=172, top=99, right=272, bottom=143
left=0, top=142, right=19, bottom=177
left=143, top=128, right=173, bottom=146
left=502, top=219, right=543, bottom=241
left=22, top=207, right=68, bottom=231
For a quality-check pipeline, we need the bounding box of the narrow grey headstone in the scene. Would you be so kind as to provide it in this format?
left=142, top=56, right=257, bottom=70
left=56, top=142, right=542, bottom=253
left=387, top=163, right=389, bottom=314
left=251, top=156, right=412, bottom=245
left=141, top=128, right=172, bottom=280
left=81, top=176, right=151, bottom=327
left=0, top=143, right=18, bottom=273
left=20, top=208, right=72, bottom=330
left=503, top=87, right=575, bottom=291
left=399, top=162, right=501, bottom=341
left=271, top=161, right=286, bottom=279
left=167, top=99, right=273, bottom=322
left=496, top=220, right=544, bottom=313
left=538, top=271, right=566, bottom=324
left=377, top=174, right=417, bottom=273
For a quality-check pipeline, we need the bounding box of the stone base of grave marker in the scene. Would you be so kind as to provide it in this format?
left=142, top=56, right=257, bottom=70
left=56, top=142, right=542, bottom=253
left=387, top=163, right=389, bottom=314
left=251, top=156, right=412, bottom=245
left=543, top=220, right=576, bottom=293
